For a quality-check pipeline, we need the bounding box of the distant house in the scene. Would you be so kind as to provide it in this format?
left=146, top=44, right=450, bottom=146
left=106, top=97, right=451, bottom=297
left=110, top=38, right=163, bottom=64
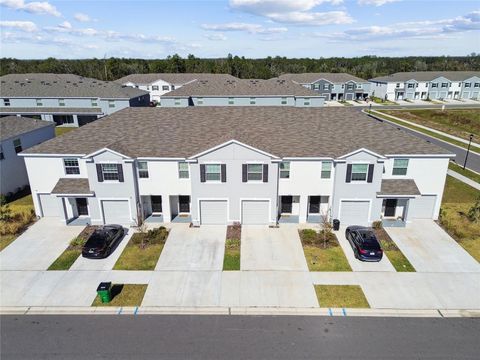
left=1, top=116, right=55, bottom=196
left=115, top=73, right=237, bottom=103
left=160, top=78, right=324, bottom=107
left=369, top=71, right=480, bottom=101
left=0, top=73, right=150, bottom=127
left=278, top=73, right=371, bottom=101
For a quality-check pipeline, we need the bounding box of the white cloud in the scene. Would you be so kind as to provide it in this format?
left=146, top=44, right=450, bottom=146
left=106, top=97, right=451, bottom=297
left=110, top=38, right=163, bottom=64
left=229, top=0, right=352, bottom=26
left=0, top=20, right=37, bottom=32
left=204, top=33, right=227, bottom=41
left=74, top=13, right=91, bottom=22
left=0, top=0, right=61, bottom=17
left=202, top=22, right=288, bottom=34
left=358, top=0, right=399, bottom=6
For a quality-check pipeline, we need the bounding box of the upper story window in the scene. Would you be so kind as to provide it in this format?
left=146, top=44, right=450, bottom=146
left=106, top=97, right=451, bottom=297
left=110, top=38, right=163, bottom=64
left=356, top=84, right=362, bottom=89
left=347, top=84, right=354, bottom=90
left=205, top=164, right=221, bottom=181
left=174, top=98, right=181, bottom=106
left=341, top=84, right=345, bottom=89
left=303, top=98, right=310, bottom=106
left=250, top=97, right=256, bottom=105
left=146, top=86, right=150, bottom=90
left=178, top=162, right=189, bottom=179
left=431, top=83, right=438, bottom=88
left=392, top=159, right=409, bottom=176
left=281, top=97, right=287, bottom=105
left=321, top=162, right=332, bottom=179
left=162, top=85, right=169, bottom=91
left=313, top=84, right=319, bottom=90
left=152, top=85, right=159, bottom=91
left=36, top=99, right=43, bottom=106
left=458, top=82, right=462, bottom=86
left=280, top=162, right=290, bottom=179
left=464, top=83, right=471, bottom=88
left=351, top=164, right=368, bottom=181
left=13, top=138, right=22, bottom=153
left=197, top=97, right=204, bottom=105
left=102, top=164, right=119, bottom=181
left=474, top=83, right=480, bottom=88
left=247, top=164, right=263, bottom=181
left=323, top=84, right=330, bottom=90
left=407, top=84, right=415, bottom=88
left=228, top=97, right=234, bottom=105
left=58, top=98, right=65, bottom=106
left=91, top=98, right=98, bottom=107
left=441, top=83, right=449, bottom=88
left=108, top=100, right=115, bottom=108
left=3, top=98, right=10, bottom=106
left=138, top=161, right=149, bottom=178
left=396, top=83, right=400, bottom=88
left=0, top=145, right=4, bottom=160
left=425, top=83, right=429, bottom=88
left=64, top=158, right=80, bottom=175
left=171, top=85, right=176, bottom=90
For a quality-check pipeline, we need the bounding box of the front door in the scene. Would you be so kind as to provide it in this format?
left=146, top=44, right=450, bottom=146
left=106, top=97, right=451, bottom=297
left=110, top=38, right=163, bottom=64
left=309, top=196, right=321, bottom=214
left=281, top=196, right=293, bottom=213
left=179, top=196, right=190, bottom=213
left=151, top=196, right=162, bottom=213
left=76, top=198, right=89, bottom=216
left=384, top=199, right=397, bottom=217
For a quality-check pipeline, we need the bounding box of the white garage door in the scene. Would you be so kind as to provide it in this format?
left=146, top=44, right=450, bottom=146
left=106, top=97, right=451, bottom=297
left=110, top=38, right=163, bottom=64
left=340, top=201, right=370, bottom=226
left=102, top=200, right=131, bottom=225
left=412, top=195, right=436, bottom=219
left=242, top=200, right=269, bottom=225
left=200, top=200, right=228, bottom=225
left=38, top=194, right=59, bottom=217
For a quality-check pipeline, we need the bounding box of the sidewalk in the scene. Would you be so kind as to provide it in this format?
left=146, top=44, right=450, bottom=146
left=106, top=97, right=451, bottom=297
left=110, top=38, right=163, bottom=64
left=448, top=169, right=480, bottom=190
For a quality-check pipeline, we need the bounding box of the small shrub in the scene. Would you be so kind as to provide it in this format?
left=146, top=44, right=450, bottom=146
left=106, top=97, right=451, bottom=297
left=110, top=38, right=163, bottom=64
left=0, top=205, right=13, bottom=222
left=131, top=226, right=169, bottom=247
left=225, top=238, right=240, bottom=248
left=70, top=236, right=86, bottom=248
left=372, top=220, right=383, bottom=230
left=467, top=197, right=480, bottom=223
left=300, top=229, right=318, bottom=245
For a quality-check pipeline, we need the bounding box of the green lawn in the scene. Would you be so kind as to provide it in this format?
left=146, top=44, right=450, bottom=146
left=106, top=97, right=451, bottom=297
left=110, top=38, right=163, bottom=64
left=370, top=96, right=398, bottom=105
left=372, top=110, right=480, bottom=153
left=223, top=239, right=240, bottom=270
left=315, top=285, right=370, bottom=308
left=92, top=284, right=147, bottom=307
left=299, top=229, right=352, bottom=272
left=48, top=227, right=96, bottom=270
left=55, top=127, right=77, bottom=137
left=448, top=162, right=480, bottom=184
left=440, top=176, right=480, bottom=262
left=375, top=228, right=415, bottom=272
left=339, top=100, right=353, bottom=106
left=0, top=194, right=35, bottom=251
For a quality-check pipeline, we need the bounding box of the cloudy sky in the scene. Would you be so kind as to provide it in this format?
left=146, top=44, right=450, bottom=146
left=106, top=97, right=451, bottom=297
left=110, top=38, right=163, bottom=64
left=0, top=0, right=479, bottom=58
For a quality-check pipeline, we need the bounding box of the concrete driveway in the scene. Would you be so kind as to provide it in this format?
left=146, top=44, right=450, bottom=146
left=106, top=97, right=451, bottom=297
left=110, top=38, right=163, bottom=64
left=337, top=226, right=396, bottom=272
left=386, top=220, right=480, bottom=273
left=0, top=218, right=83, bottom=271
left=241, top=225, right=308, bottom=271
left=155, top=224, right=226, bottom=271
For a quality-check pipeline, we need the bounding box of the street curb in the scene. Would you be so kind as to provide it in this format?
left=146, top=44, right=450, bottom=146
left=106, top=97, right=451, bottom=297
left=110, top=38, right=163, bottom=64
left=1, top=306, right=479, bottom=318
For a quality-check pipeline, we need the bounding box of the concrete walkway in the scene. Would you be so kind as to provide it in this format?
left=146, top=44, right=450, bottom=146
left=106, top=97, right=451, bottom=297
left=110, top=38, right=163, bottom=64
left=336, top=226, right=396, bottom=272
left=386, top=220, right=480, bottom=273
left=0, top=218, right=83, bottom=271
left=447, top=169, right=480, bottom=190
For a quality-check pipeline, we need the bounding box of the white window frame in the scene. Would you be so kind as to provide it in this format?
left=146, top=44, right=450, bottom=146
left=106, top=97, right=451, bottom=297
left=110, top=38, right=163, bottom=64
left=138, top=161, right=149, bottom=178
left=281, top=97, right=287, bottom=105
left=36, top=99, right=43, bottom=106
left=205, top=164, right=222, bottom=182
left=152, top=85, right=159, bottom=91
left=228, top=97, right=234, bottom=105
left=323, top=84, right=330, bottom=91
left=3, top=98, right=10, bottom=106
left=64, top=158, right=80, bottom=175
left=108, top=100, right=115, bottom=108
left=350, top=164, right=368, bottom=182
left=13, top=138, right=22, bottom=154
left=197, top=97, right=204, bottom=105
left=280, top=162, right=290, bottom=179
left=174, top=98, right=181, bottom=106
left=91, top=98, right=98, bottom=107
left=101, top=163, right=119, bottom=181
left=58, top=98, right=65, bottom=107
left=392, top=159, right=409, bottom=176
left=321, top=162, right=332, bottom=179
left=247, top=163, right=263, bottom=182
left=250, top=97, right=256, bottom=105
left=178, top=162, right=189, bottom=179
left=303, top=98, right=310, bottom=106
left=162, top=85, right=169, bottom=91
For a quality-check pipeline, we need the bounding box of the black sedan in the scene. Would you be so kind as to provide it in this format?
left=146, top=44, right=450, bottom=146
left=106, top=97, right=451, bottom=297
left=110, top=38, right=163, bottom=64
left=345, top=226, right=383, bottom=262
left=82, top=225, right=125, bottom=259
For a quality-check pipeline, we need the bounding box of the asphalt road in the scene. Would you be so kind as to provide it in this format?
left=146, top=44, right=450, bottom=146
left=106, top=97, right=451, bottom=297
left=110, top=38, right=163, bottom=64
left=364, top=109, right=480, bottom=173
left=1, top=315, right=480, bottom=359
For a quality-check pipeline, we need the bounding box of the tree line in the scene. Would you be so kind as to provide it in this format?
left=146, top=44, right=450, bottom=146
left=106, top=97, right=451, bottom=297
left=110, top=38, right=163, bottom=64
left=1, top=53, right=479, bottom=81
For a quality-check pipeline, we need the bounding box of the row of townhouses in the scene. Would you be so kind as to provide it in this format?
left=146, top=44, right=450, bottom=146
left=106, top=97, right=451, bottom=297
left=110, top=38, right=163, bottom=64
left=0, top=73, right=149, bottom=127
left=1, top=116, right=55, bottom=195
left=20, top=107, right=452, bottom=228
left=369, top=71, right=480, bottom=101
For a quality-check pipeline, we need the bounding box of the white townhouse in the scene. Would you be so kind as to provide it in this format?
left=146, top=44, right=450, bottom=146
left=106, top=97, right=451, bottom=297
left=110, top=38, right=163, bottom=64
left=0, top=73, right=149, bottom=127
left=278, top=73, right=372, bottom=101
left=160, top=78, right=325, bottom=107
left=115, top=73, right=237, bottom=103
left=1, top=116, right=55, bottom=196
left=20, top=107, right=452, bottom=228
left=369, top=71, right=480, bottom=101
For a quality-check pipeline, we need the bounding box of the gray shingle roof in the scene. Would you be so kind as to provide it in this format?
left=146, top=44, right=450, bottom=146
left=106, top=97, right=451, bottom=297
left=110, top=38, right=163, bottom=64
left=162, top=78, right=320, bottom=98
left=278, top=73, right=368, bottom=84
left=1, top=116, right=54, bottom=141
left=0, top=107, right=103, bottom=114
left=0, top=73, right=148, bottom=99
left=51, top=178, right=93, bottom=195
left=22, top=107, right=452, bottom=159
left=115, top=73, right=237, bottom=85
left=378, top=179, right=421, bottom=196
left=369, top=71, right=480, bottom=83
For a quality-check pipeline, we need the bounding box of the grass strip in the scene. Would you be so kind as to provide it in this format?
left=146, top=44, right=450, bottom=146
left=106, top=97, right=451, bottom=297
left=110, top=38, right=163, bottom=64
left=92, top=284, right=147, bottom=307
left=315, top=285, right=370, bottom=308
left=374, top=227, right=415, bottom=272
left=223, top=224, right=241, bottom=270
left=448, top=162, right=480, bottom=184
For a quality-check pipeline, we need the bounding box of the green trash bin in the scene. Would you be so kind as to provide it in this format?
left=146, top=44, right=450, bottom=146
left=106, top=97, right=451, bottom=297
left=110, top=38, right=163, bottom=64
left=97, top=282, right=112, bottom=303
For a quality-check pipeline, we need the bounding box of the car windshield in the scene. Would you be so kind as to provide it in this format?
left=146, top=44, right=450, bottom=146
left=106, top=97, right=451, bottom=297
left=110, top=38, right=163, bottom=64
left=85, top=230, right=108, bottom=247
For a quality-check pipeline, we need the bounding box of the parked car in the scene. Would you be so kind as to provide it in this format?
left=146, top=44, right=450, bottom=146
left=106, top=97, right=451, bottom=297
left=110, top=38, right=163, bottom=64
left=345, top=226, right=383, bottom=262
left=82, top=225, right=125, bottom=259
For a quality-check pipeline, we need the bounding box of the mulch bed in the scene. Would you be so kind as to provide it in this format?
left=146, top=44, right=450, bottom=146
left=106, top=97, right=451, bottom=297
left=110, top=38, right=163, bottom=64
left=227, top=223, right=241, bottom=240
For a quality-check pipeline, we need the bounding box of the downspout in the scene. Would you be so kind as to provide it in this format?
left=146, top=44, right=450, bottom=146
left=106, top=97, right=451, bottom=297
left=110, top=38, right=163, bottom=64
left=275, top=160, right=280, bottom=227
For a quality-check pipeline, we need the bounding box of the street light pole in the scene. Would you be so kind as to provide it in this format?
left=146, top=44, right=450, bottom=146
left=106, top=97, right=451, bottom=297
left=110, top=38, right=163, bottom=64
left=463, top=134, right=474, bottom=170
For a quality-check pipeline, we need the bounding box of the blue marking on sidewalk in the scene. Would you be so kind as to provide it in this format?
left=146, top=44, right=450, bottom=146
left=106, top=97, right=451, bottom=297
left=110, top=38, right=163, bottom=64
left=342, top=308, right=347, bottom=316
left=117, top=307, right=122, bottom=315
left=134, top=307, right=139, bottom=315
left=328, top=308, right=333, bottom=316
